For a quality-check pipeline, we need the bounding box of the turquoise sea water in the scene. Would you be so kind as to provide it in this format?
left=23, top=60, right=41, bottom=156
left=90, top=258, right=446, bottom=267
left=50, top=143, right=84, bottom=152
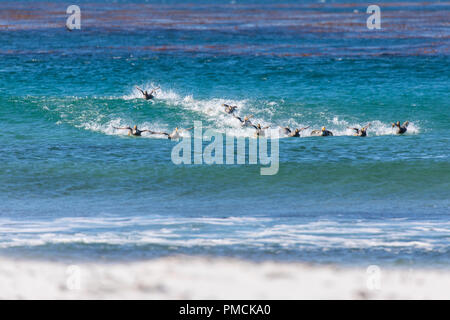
left=0, top=0, right=449, bottom=267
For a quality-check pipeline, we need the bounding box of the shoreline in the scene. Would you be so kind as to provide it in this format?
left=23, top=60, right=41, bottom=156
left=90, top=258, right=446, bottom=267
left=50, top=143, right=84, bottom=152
left=1, top=256, right=449, bottom=299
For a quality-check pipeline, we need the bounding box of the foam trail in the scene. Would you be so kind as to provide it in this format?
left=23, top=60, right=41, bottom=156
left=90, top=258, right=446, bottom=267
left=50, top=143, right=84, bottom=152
left=80, top=119, right=174, bottom=139
left=120, top=85, right=421, bottom=138
left=122, top=82, right=163, bottom=100
left=327, top=117, right=420, bottom=136
left=131, top=85, right=274, bottom=137
left=0, top=216, right=447, bottom=251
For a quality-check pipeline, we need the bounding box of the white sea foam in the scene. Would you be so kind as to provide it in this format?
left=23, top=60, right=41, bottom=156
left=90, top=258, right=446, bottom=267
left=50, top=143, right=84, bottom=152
left=79, top=118, right=177, bottom=139
left=0, top=216, right=447, bottom=251
left=328, top=117, right=420, bottom=136
left=56, top=85, right=422, bottom=139
left=121, top=85, right=422, bottom=138
left=122, top=82, right=174, bottom=101
left=122, top=84, right=275, bottom=137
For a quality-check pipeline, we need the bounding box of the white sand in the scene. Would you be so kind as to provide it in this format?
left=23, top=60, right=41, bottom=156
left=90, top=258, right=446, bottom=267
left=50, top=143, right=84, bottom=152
left=0, top=256, right=448, bottom=299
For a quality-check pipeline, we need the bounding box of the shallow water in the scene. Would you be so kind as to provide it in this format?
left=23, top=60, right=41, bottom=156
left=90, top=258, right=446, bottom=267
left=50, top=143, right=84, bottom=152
left=0, top=0, right=449, bottom=267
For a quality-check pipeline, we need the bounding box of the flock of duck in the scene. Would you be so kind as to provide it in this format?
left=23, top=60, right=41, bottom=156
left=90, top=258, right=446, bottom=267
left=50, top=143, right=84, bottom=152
left=222, top=103, right=410, bottom=138
left=113, top=87, right=410, bottom=138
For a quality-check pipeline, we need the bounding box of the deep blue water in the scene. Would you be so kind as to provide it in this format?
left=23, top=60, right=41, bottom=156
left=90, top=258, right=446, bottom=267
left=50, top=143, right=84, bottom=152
left=0, top=0, right=449, bottom=267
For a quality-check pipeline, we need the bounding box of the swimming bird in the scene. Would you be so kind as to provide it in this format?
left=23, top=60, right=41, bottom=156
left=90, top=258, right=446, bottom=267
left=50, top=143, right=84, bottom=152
left=233, top=114, right=254, bottom=128
left=281, top=126, right=310, bottom=137
left=113, top=125, right=155, bottom=137
left=222, top=104, right=238, bottom=114
left=254, top=124, right=270, bottom=137
left=392, top=121, right=409, bottom=134
left=135, top=86, right=159, bottom=100
left=152, top=127, right=193, bottom=140
left=348, top=123, right=371, bottom=137
left=280, top=126, right=292, bottom=136
left=310, top=127, right=333, bottom=136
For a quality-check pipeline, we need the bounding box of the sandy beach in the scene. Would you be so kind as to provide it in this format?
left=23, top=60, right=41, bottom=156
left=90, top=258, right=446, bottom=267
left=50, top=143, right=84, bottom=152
left=1, top=256, right=448, bottom=299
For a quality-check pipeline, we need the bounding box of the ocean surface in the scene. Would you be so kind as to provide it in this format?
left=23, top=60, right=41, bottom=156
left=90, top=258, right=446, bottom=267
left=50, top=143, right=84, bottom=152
left=0, top=0, right=449, bottom=267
